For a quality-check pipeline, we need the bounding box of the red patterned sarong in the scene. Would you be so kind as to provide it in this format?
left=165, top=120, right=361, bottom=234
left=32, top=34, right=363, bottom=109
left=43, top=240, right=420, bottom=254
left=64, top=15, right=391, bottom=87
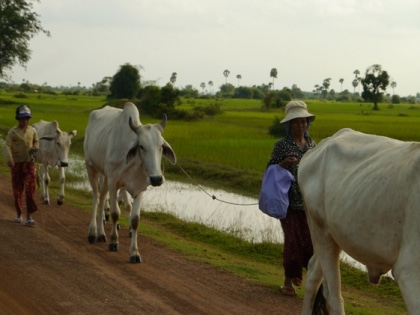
left=280, top=210, right=313, bottom=280
left=11, top=162, right=38, bottom=216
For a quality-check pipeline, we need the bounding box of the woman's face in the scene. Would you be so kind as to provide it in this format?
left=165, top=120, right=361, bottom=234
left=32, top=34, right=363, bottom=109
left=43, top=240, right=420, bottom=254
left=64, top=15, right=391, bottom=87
left=289, top=118, right=307, bottom=136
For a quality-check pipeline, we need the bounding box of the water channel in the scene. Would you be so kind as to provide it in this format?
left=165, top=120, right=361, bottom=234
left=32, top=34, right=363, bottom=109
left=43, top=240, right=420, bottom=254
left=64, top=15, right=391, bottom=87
left=0, top=135, right=371, bottom=274
left=66, top=153, right=370, bottom=273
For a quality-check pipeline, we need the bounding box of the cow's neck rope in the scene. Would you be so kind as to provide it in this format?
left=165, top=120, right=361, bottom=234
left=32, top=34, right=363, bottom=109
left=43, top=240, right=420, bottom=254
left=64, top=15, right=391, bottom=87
left=176, top=163, right=258, bottom=206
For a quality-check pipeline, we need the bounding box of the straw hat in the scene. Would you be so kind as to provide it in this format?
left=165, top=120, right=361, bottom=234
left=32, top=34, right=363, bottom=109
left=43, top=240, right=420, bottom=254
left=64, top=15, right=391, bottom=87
left=280, top=101, right=315, bottom=124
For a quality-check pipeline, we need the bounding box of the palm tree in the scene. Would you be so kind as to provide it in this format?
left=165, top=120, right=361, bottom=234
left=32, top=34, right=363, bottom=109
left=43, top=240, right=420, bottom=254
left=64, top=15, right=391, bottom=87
left=236, top=74, right=242, bottom=87
left=170, top=72, right=177, bottom=85
left=352, top=78, right=359, bottom=93
left=314, top=84, right=319, bottom=98
left=391, top=81, right=397, bottom=95
left=323, top=78, right=332, bottom=91
left=270, top=68, right=278, bottom=89
left=208, top=81, right=213, bottom=94
left=223, top=69, right=230, bottom=84
left=353, top=70, right=361, bottom=93
left=339, top=78, right=344, bottom=92
left=200, top=82, right=206, bottom=94
left=354, top=69, right=360, bottom=78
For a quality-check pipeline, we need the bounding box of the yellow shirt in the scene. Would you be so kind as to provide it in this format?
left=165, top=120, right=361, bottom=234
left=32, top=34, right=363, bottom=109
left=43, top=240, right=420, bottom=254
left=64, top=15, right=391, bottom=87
left=4, top=126, right=39, bottom=163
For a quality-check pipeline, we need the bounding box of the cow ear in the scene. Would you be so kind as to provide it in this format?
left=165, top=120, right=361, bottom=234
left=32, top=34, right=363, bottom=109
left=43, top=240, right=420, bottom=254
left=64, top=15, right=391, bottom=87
left=70, top=130, right=77, bottom=137
left=126, top=145, right=138, bottom=164
left=162, top=139, right=176, bottom=165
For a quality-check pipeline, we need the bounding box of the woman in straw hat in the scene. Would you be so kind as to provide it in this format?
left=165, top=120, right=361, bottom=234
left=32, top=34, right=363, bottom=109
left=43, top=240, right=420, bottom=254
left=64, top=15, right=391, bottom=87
left=266, top=100, right=316, bottom=296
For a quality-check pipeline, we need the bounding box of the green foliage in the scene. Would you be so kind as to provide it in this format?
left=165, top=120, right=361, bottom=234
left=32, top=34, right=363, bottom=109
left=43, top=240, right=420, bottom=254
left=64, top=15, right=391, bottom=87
left=179, top=85, right=199, bottom=98
left=391, top=94, right=400, bottom=104
left=219, top=83, right=235, bottom=97
left=109, top=63, right=140, bottom=99
left=262, top=89, right=290, bottom=109
left=234, top=86, right=254, bottom=99
left=268, top=116, right=286, bottom=137
left=0, top=0, right=50, bottom=78
left=160, top=83, right=180, bottom=108
left=361, top=64, right=390, bottom=110
left=138, top=85, right=161, bottom=114
left=137, top=84, right=217, bottom=120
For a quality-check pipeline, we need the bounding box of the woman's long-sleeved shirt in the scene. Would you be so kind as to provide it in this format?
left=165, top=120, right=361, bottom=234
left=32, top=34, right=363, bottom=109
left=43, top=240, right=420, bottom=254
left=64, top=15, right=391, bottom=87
left=267, top=134, right=316, bottom=211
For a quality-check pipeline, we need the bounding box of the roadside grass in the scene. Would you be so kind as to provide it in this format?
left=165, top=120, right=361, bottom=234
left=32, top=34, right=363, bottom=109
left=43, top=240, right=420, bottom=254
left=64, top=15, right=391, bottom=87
left=0, top=92, right=415, bottom=314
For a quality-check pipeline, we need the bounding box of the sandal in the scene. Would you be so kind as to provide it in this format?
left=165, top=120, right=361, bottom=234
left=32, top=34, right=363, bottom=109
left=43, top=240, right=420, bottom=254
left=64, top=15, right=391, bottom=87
left=292, top=278, right=302, bottom=286
left=25, top=219, right=36, bottom=226
left=281, top=286, right=297, bottom=296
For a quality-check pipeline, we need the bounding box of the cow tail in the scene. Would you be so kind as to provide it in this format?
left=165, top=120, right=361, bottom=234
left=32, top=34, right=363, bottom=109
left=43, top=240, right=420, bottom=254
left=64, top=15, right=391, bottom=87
left=312, top=283, right=329, bottom=315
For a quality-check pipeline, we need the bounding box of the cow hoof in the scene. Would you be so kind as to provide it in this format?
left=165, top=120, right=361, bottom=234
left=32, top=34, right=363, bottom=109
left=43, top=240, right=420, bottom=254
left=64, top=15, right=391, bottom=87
left=109, top=243, right=119, bottom=251
left=57, top=200, right=63, bottom=206
left=130, top=255, right=142, bottom=263
left=97, top=235, right=107, bottom=242
left=88, top=235, right=96, bottom=244
left=42, top=200, right=50, bottom=205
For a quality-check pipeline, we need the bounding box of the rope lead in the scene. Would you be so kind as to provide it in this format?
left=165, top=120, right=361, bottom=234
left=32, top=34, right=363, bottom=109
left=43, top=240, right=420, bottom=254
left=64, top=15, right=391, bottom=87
left=176, top=163, right=258, bottom=206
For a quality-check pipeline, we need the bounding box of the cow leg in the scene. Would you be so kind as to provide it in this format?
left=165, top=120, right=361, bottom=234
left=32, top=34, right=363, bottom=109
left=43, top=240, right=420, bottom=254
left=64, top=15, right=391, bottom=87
left=393, top=255, right=420, bottom=314
left=40, top=164, right=50, bottom=205
left=313, top=234, right=344, bottom=314
left=87, top=166, right=100, bottom=243
left=104, top=192, right=110, bottom=224
left=108, top=187, right=120, bottom=252
left=57, top=166, right=65, bottom=205
left=302, top=255, right=324, bottom=315
left=128, top=193, right=143, bottom=263
left=119, top=188, right=133, bottom=237
left=96, top=181, right=108, bottom=242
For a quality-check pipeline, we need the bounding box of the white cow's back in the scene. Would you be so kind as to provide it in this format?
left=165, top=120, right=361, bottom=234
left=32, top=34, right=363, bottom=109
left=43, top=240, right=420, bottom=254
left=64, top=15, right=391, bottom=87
left=84, top=104, right=139, bottom=174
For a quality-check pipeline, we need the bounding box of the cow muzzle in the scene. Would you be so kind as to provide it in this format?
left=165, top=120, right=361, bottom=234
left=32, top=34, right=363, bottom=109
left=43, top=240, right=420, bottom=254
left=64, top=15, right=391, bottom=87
left=150, top=176, right=163, bottom=187
left=60, top=161, right=69, bottom=167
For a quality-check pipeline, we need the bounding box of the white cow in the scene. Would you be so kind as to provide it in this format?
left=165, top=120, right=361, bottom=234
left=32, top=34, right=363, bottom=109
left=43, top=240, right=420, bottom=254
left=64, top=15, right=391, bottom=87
left=299, top=128, right=420, bottom=315
left=84, top=102, right=176, bottom=263
left=33, top=120, right=77, bottom=205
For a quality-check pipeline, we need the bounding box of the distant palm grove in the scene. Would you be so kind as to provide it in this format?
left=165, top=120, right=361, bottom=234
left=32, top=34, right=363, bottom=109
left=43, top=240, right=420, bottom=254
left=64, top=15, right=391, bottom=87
left=1, top=63, right=419, bottom=119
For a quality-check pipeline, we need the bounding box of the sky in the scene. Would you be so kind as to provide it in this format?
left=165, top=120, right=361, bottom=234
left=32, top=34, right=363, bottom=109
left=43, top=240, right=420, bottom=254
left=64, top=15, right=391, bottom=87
left=9, top=0, right=420, bottom=96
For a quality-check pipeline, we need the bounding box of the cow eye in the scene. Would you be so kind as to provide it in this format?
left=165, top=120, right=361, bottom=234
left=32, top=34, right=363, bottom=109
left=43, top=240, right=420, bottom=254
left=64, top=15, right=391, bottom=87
left=56, top=142, right=61, bottom=147
left=139, top=145, right=144, bottom=151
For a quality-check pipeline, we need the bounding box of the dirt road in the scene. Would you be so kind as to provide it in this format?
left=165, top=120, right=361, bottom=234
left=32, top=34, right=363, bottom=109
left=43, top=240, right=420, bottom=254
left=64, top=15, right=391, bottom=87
left=0, top=173, right=302, bottom=315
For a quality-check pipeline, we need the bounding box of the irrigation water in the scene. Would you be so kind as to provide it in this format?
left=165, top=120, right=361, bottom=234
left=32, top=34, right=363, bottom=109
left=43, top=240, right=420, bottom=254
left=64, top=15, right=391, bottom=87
left=65, top=153, right=373, bottom=274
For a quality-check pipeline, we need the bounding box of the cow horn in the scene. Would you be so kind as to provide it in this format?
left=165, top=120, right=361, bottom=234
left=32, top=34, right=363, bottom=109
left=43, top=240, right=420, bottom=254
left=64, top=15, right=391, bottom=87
left=160, top=113, right=167, bottom=129
left=129, top=117, right=138, bottom=133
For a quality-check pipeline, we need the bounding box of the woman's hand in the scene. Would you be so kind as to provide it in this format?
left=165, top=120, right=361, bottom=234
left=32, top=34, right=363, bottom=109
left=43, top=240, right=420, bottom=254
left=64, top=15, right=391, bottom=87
left=279, top=156, right=298, bottom=168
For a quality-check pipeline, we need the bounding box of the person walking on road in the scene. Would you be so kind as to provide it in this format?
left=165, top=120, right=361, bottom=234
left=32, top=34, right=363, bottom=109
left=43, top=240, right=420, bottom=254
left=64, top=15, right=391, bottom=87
left=4, top=105, right=39, bottom=225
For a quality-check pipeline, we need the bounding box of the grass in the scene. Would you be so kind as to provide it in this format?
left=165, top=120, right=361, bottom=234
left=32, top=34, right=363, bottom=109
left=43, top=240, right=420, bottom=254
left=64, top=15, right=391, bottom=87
left=0, top=91, right=415, bottom=314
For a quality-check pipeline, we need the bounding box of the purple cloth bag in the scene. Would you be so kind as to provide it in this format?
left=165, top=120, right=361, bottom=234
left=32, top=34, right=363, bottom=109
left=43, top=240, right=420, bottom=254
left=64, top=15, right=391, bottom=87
left=258, top=164, right=295, bottom=219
